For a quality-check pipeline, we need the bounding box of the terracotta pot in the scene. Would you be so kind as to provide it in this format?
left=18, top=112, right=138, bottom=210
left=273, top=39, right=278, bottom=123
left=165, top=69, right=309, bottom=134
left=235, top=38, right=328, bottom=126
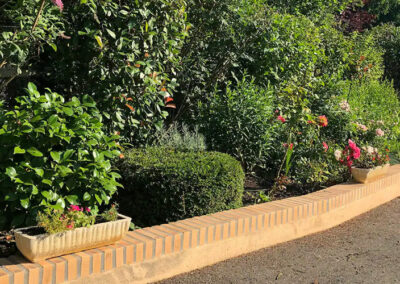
left=14, top=214, right=131, bottom=262
left=351, top=164, right=390, bottom=184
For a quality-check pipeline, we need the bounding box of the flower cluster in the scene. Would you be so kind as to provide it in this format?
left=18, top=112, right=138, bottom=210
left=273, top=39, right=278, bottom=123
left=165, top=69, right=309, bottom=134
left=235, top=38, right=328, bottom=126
left=336, top=140, right=390, bottom=170
left=337, top=139, right=361, bottom=169
left=318, top=115, right=328, bottom=127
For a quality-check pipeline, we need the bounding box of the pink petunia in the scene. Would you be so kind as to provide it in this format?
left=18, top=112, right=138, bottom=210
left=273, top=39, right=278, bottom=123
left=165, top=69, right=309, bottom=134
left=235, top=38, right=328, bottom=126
left=51, top=0, right=63, bottom=11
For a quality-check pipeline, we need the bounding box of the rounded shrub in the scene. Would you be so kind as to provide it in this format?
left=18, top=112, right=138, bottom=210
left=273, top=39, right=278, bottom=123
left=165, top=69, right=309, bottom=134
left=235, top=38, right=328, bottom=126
left=117, top=147, right=244, bottom=227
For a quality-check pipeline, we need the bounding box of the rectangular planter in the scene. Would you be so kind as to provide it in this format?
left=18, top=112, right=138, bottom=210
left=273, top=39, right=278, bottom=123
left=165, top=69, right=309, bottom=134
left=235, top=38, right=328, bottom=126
left=351, top=164, right=390, bottom=184
left=14, top=214, right=131, bottom=262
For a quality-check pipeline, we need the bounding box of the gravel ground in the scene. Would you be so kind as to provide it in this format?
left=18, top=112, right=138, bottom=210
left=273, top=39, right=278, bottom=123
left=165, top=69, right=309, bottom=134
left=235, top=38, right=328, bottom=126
left=157, top=198, right=400, bottom=284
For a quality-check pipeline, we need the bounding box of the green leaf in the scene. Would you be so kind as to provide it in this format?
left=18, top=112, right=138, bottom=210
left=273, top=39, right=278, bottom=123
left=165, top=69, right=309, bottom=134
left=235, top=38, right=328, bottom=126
left=63, top=149, right=75, bottom=161
left=62, top=107, right=74, bottom=116
left=20, top=198, right=30, bottom=209
left=13, top=146, right=26, bottom=154
left=34, top=168, right=44, bottom=177
left=50, top=151, right=61, bottom=163
left=42, top=179, right=52, bottom=186
left=56, top=198, right=65, bottom=209
left=47, top=115, right=58, bottom=127
left=66, top=195, right=78, bottom=204
left=83, top=192, right=91, bottom=201
left=27, top=82, right=37, bottom=94
left=95, top=35, right=103, bottom=49
left=41, top=191, right=52, bottom=200
left=31, top=185, right=38, bottom=195
left=5, top=167, right=17, bottom=178
left=27, top=147, right=43, bottom=157
left=49, top=43, right=57, bottom=52
left=106, top=29, right=116, bottom=39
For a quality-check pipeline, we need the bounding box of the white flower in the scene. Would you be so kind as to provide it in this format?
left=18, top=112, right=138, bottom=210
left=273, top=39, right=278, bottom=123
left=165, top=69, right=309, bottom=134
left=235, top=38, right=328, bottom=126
left=367, top=146, right=374, bottom=154
left=339, top=100, right=351, bottom=112
left=334, top=149, right=342, bottom=161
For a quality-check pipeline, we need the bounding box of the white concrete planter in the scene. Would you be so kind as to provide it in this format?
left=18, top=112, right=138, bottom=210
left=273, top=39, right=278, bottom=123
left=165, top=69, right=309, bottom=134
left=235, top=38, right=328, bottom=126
left=14, top=214, right=131, bottom=262
left=351, top=164, right=390, bottom=184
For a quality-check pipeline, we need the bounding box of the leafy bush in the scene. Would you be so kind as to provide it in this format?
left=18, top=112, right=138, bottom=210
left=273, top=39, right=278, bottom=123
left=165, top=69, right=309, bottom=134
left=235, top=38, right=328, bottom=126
left=0, top=83, right=122, bottom=229
left=197, top=79, right=276, bottom=173
left=117, top=147, right=244, bottom=227
left=370, top=24, right=400, bottom=90
left=2, top=0, right=189, bottom=145
left=153, top=123, right=206, bottom=152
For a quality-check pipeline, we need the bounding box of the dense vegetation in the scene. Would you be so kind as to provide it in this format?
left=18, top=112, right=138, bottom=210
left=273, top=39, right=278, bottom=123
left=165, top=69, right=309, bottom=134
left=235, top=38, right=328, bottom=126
left=1, top=0, right=400, bottom=228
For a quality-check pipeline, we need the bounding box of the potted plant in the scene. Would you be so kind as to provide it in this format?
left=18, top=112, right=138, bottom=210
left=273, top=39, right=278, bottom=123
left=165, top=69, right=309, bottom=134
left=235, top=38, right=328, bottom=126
left=336, top=139, right=390, bottom=183
left=14, top=204, right=131, bottom=262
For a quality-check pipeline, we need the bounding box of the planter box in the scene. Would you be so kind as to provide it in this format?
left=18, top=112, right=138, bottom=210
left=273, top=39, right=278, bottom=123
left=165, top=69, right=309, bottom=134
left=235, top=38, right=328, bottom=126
left=14, top=214, right=131, bottom=262
left=351, top=164, right=390, bottom=184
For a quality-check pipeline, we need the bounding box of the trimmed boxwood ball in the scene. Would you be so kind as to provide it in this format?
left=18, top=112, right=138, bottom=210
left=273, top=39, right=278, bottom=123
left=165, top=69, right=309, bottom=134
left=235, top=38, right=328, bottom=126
left=117, top=147, right=244, bottom=227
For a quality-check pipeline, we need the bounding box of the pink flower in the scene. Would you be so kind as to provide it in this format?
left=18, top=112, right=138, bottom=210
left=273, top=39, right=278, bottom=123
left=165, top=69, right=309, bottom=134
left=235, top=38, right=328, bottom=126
left=318, top=115, right=328, bottom=127
left=51, top=0, right=63, bottom=11
left=85, top=207, right=91, bottom=212
left=376, top=128, right=384, bottom=137
left=70, top=205, right=80, bottom=212
left=352, top=147, right=361, bottom=159
left=66, top=223, right=74, bottom=229
left=348, top=139, right=357, bottom=151
left=323, top=142, right=329, bottom=152
left=277, top=115, right=286, bottom=123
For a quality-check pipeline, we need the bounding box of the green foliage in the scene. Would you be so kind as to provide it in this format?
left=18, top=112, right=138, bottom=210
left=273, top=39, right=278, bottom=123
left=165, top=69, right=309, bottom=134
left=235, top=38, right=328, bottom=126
left=370, top=24, right=400, bottom=90
left=0, top=83, right=121, bottom=229
left=153, top=123, right=206, bottom=152
left=117, top=147, right=244, bottom=227
left=37, top=207, right=95, bottom=235
left=197, top=79, right=276, bottom=173
left=2, top=0, right=189, bottom=145
left=100, top=203, right=119, bottom=222
left=0, top=0, right=64, bottom=78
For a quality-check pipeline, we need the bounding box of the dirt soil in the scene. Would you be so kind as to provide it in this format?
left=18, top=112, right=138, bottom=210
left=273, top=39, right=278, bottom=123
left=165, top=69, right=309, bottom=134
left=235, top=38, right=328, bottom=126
left=157, top=197, right=400, bottom=284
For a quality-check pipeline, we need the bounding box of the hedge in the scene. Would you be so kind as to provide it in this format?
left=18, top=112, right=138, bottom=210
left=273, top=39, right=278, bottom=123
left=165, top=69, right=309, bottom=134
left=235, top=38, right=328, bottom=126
left=117, top=147, right=244, bottom=227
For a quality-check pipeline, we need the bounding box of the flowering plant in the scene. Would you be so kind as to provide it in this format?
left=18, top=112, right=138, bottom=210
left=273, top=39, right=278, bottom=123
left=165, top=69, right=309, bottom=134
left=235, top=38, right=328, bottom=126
left=335, top=140, right=389, bottom=170
left=37, top=204, right=119, bottom=234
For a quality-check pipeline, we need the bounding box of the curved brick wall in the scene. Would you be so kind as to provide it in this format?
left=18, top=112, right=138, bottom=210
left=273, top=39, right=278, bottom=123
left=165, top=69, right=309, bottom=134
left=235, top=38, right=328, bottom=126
left=1, top=165, right=400, bottom=284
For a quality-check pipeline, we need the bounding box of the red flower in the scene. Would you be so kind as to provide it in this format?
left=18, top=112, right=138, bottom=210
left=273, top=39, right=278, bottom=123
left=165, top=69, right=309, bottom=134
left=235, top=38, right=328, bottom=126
left=323, top=142, right=329, bottom=152
left=318, top=115, right=328, bottom=127
left=66, top=223, right=74, bottom=229
left=85, top=207, right=91, bottom=213
left=289, top=143, right=294, bottom=150
left=277, top=115, right=286, bottom=123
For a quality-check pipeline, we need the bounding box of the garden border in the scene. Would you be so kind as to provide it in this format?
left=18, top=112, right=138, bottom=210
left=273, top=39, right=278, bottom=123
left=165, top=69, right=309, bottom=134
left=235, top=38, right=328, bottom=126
left=2, top=165, right=400, bottom=284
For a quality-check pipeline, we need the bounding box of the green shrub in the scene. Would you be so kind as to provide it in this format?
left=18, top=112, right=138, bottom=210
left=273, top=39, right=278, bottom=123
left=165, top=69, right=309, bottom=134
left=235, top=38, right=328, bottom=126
left=0, top=83, right=122, bottom=229
left=197, top=79, right=277, bottom=173
left=370, top=24, right=400, bottom=90
left=117, top=147, right=244, bottom=227
left=2, top=0, right=188, bottom=145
